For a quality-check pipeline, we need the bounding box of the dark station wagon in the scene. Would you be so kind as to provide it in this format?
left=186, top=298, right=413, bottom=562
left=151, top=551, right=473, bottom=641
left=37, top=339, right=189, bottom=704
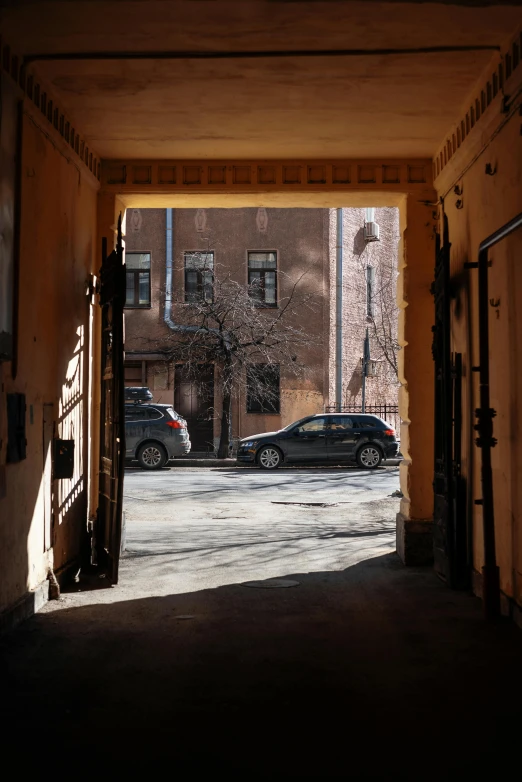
left=237, top=413, right=399, bottom=470
left=125, top=387, right=191, bottom=469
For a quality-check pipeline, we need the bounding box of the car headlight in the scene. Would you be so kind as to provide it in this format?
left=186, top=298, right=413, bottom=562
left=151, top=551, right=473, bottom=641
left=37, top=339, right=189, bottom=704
left=242, top=440, right=258, bottom=448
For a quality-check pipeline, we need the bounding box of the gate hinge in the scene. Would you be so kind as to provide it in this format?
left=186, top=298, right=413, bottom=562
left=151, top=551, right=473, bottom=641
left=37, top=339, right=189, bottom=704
left=474, top=407, right=497, bottom=448
left=475, top=436, right=498, bottom=448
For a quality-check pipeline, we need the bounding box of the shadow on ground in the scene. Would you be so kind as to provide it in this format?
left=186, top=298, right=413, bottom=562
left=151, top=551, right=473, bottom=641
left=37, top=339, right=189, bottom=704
left=1, top=553, right=521, bottom=778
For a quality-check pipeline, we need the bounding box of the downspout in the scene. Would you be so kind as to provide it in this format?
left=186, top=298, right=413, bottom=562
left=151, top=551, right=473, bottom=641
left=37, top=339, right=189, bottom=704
left=164, top=208, right=198, bottom=334
left=164, top=208, right=176, bottom=330
left=473, top=211, right=522, bottom=620
left=335, top=208, right=343, bottom=412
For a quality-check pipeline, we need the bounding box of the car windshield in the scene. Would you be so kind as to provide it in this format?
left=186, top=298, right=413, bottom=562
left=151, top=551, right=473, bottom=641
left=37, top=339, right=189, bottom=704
left=282, top=416, right=313, bottom=431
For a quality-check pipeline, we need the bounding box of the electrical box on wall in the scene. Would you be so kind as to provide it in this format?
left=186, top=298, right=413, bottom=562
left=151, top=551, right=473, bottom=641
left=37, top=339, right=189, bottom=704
left=367, top=360, right=379, bottom=377
left=53, top=439, right=75, bottom=479
left=364, top=221, right=380, bottom=242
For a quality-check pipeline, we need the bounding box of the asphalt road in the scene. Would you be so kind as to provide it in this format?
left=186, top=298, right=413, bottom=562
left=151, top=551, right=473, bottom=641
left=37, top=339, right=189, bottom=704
left=117, top=464, right=401, bottom=596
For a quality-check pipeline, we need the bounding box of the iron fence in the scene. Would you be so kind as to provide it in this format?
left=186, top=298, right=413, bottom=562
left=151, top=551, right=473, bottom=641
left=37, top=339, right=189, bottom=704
left=325, top=403, right=401, bottom=435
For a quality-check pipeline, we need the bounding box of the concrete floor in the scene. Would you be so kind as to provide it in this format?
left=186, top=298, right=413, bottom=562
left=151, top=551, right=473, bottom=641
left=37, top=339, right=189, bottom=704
left=118, top=465, right=401, bottom=596
left=1, top=467, right=521, bottom=777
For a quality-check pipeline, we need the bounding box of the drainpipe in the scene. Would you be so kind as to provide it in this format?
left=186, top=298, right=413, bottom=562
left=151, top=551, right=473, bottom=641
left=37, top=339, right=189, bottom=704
left=335, top=208, right=343, bottom=412
left=164, top=208, right=179, bottom=330
left=473, top=211, right=522, bottom=620
left=164, top=208, right=199, bottom=334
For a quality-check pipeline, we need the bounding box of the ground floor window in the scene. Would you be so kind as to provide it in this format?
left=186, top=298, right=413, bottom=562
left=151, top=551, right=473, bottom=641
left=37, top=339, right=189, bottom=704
left=246, top=364, right=280, bottom=414
left=124, top=362, right=143, bottom=386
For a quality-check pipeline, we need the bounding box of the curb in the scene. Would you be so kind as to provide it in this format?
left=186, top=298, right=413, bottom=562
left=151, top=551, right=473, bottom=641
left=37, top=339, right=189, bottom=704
left=164, top=458, right=402, bottom=468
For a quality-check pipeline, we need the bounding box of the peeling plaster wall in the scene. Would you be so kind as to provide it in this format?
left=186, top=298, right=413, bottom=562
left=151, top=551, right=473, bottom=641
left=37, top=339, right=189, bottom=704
left=0, top=112, right=97, bottom=617
left=441, top=111, right=522, bottom=612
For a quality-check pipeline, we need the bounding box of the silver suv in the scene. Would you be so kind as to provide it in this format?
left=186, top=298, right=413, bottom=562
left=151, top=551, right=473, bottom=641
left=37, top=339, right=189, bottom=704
left=125, top=389, right=191, bottom=469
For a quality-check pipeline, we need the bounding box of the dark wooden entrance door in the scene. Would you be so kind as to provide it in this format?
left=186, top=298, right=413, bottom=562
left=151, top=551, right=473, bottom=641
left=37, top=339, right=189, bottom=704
left=432, top=216, right=468, bottom=588
left=96, top=216, right=125, bottom=583
left=174, top=365, right=214, bottom=452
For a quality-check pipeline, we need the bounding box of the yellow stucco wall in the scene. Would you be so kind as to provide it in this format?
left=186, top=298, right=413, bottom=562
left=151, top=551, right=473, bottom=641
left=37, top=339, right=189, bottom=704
left=0, top=111, right=98, bottom=614
left=397, top=192, right=437, bottom=521
left=439, top=110, right=522, bottom=606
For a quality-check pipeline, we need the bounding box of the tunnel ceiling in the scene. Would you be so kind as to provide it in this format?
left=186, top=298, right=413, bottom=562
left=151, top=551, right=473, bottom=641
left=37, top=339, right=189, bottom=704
left=1, top=1, right=520, bottom=159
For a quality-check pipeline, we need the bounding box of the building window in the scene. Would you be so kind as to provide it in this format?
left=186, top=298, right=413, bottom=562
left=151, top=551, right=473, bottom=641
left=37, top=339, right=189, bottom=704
left=246, top=364, right=280, bottom=414
left=248, top=251, right=277, bottom=307
left=366, top=266, right=375, bottom=317
left=124, top=362, right=143, bottom=387
left=184, top=251, right=214, bottom=303
left=125, top=253, right=151, bottom=307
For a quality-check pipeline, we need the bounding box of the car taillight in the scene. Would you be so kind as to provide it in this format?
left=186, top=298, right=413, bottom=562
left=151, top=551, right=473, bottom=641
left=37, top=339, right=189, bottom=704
left=384, top=429, right=395, bottom=436
left=166, top=420, right=182, bottom=429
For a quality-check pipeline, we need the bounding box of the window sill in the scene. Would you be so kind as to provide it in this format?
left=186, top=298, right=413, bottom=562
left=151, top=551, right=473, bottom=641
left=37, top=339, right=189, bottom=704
left=125, top=304, right=152, bottom=309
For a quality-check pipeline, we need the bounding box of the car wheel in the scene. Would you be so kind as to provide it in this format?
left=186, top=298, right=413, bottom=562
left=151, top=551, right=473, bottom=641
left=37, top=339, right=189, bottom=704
left=137, top=442, right=167, bottom=470
left=258, top=446, right=282, bottom=470
left=356, top=444, right=382, bottom=469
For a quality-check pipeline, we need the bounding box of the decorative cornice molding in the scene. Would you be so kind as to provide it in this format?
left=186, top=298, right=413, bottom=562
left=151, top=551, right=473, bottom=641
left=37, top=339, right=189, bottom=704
left=0, top=36, right=101, bottom=182
left=100, top=159, right=433, bottom=193
left=433, top=28, right=522, bottom=184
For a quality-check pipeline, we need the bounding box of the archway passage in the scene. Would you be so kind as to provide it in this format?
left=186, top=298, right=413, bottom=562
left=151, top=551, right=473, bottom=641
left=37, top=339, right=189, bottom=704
left=1, top=2, right=522, bottom=777
left=0, top=1, right=521, bottom=631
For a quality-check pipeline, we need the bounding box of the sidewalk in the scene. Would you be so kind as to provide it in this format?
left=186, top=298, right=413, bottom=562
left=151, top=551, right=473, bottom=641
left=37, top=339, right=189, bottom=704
left=1, top=553, right=520, bottom=777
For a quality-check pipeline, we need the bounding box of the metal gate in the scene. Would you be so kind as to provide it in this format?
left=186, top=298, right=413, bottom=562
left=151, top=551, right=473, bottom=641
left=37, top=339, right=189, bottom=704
left=96, top=216, right=125, bottom=583
left=431, top=216, right=468, bottom=588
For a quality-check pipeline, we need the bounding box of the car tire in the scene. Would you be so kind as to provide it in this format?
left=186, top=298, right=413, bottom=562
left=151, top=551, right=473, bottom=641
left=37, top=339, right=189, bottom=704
left=137, top=442, right=168, bottom=470
left=258, top=445, right=283, bottom=470
left=356, top=444, right=383, bottom=469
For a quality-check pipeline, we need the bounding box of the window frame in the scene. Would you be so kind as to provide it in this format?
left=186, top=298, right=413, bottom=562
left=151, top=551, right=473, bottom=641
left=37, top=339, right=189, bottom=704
left=327, top=415, right=355, bottom=432
left=353, top=416, right=381, bottom=429
left=247, top=250, right=278, bottom=308
left=184, top=250, right=215, bottom=303
left=124, top=405, right=163, bottom=423
left=246, top=363, right=281, bottom=414
left=294, top=416, right=330, bottom=434
left=125, top=252, right=152, bottom=309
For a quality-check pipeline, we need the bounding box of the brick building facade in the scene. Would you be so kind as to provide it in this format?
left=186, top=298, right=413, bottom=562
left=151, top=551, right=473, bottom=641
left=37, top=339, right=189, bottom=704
left=328, top=207, right=401, bottom=429
left=124, top=207, right=399, bottom=451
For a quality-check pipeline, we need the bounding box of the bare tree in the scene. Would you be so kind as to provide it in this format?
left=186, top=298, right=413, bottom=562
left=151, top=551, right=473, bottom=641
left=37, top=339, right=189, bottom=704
left=152, top=261, right=319, bottom=457
left=367, top=259, right=400, bottom=376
